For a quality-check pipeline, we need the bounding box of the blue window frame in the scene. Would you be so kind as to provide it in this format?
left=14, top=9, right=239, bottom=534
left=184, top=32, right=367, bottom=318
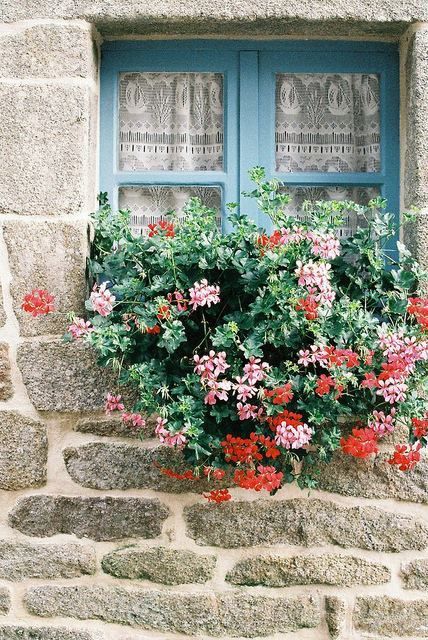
left=101, top=40, right=399, bottom=240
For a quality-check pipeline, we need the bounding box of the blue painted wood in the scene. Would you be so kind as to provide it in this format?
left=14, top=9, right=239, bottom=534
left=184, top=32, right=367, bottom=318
left=101, top=40, right=399, bottom=246
left=103, top=40, right=397, bottom=53
left=239, top=51, right=260, bottom=225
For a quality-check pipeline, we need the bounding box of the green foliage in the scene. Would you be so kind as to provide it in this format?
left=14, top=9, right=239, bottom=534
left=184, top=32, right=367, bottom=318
left=73, top=168, right=428, bottom=491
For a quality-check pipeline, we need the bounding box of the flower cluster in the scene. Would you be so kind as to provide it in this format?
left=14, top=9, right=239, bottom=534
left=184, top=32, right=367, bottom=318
left=57, top=167, right=428, bottom=499
left=155, top=417, right=187, bottom=448
left=90, top=282, right=116, bottom=317
left=189, top=279, right=220, bottom=310
left=148, top=220, right=175, bottom=238
left=21, top=289, right=55, bottom=317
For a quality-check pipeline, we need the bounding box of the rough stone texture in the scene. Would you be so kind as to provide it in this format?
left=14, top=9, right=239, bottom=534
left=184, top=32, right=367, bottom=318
left=17, top=340, right=115, bottom=412
left=24, top=586, right=320, bottom=636
left=9, top=496, right=169, bottom=542
left=63, top=443, right=226, bottom=492
left=226, top=554, right=390, bottom=587
left=101, top=546, right=216, bottom=585
left=0, top=343, right=12, bottom=401
left=401, top=558, right=428, bottom=590
left=0, top=23, right=97, bottom=79
left=185, top=499, right=428, bottom=551
left=0, top=285, right=5, bottom=328
left=404, top=28, right=428, bottom=210
left=0, top=590, right=10, bottom=615
left=0, top=1, right=427, bottom=35
left=325, top=596, right=346, bottom=640
left=0, top=628, right=102, bottom=640
left=0, top=84, right=96, bottom=216
left=315, top=451, right=428, bottom=503
left=74, top=416, right=155, bottom=439
left=0, top=411, right=47, bottom=490
left=354, top=596, right=428, bottom=636
left=3, top=220, right=88, bottom=336
left=0, top=542, right=95, bottom=580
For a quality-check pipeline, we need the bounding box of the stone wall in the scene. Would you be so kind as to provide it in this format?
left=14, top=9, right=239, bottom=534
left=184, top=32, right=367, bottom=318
left=0, top=4, right=428, bottom=639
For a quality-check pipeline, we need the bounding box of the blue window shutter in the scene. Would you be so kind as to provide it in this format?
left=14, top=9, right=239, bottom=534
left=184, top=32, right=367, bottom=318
left=101, top=40, right=399, bottom=248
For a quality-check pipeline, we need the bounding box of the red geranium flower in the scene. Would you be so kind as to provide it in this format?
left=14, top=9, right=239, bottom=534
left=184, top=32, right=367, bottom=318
left=233, top=466, right=283, bottom=492
left=159, top=467, right=197, bottom=481
left=408, top=297, right=428, bottom=330
left=388, top=442, right=422, bottom=471
left=340, top=428, right=379, bottom=458
left=146, top=324, right=161, bottom=334
left=295, top=296, right=319, bottom=320
left=361, top=372, right=379, bottom=389
left=148, top=220, right=175, bottom=238
left=21, top=289, right=55, bottom=317
left=157, top=305, right=171, bottom=321
left=315, top=374, right=335, bottom=396
left=221, top=433, right=262, bottom=464
left=203, top=467, right=226, bottom=480
left=204, top=488, right=232, bottom=503
left=412, top=417, right=428, bottom=439
left=265, top=382, right=294, bottom=405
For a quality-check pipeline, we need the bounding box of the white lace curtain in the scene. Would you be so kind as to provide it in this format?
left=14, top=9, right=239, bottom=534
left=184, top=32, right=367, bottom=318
left=119, top=186, right=222, bottom=236
left=275, top=73, right=381, bottom=173
left=282, top=186, right=380, bottom=238
left=119, top=72, right=224, bottom=172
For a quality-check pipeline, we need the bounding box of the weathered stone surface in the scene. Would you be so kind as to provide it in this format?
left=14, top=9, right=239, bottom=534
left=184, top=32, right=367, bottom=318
left=0, top=628, right=102, bottom=640
left=102, top=546, right=216, bottom=585
left=404, top=28, right=428, bottom=210
left=0, top=411, right=47, bottom=490
left=185, top=498, right=428, bottom=551
left=354, top=596, right=428, bottom=636
left=401, top=558, right=428, bottom=590
left=316, top=451, right=428, bottom=503
left=0, top=84, right=96, bottom=216
left=74, top=416, right=154, bottom=438
left=0, top=589, right=10, bottom=615
left=24, top=586, right=320, bottom=636
left=325, top=596, right=346, bottom=640
left=0, top=285, right=5, bottom=328
left=3, top=220, right=89, bottom=336
left=63, top=443, right=225, bottom=492
left=9, top=496, right=169, bottom=542
left=0, top=541, right=95, bottom=580
left=0, top=1, right=427, bottom=35
left=17, top=340, right=115, bottom=411
left=226, top=554, right=390, bottom=587
left=0, top=343, right=12, bottom=401
left=0, top=23, right=97, bottom=79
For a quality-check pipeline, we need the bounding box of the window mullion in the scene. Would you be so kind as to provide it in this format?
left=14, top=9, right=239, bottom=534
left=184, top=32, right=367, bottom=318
left=238, top=51, right=260, bottom=225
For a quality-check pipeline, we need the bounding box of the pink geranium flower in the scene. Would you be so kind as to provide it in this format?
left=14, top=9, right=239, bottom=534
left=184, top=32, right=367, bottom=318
left=155, top=417, right=187, bottom=447
left=189, top=279, right=220, bottom=310
left=68, top=317, right=94, bottom=339
left=105, top=393, right=125, bottom=414
left=90, top=282, right=116, bottom=317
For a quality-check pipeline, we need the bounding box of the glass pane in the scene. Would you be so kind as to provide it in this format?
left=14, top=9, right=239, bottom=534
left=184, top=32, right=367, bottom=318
left=119, top=72, right=224, bottom=172
left=276, top=74, right=380, bottom=173
left=282, top=185, right=380, bottom=238
left=119, top=185, right=222, bottom=236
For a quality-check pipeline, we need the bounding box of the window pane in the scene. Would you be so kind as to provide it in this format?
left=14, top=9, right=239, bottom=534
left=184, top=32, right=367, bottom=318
left=276, top=74, right=380, bottom=173
left=119, top=185, right=222, bottom=235
left=119, top=73, right=224, bottom=172
left=282, top=185, right=380, bottom=238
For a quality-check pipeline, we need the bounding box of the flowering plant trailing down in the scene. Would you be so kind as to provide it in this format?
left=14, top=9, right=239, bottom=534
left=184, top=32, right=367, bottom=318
left=41, top=167, right=428, bottom=500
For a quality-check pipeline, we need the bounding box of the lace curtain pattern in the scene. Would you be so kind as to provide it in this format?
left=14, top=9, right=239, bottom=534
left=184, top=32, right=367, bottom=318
left=119, top=72, right=224, bottom=172
left=275, top=73, right=381, bottom=173
left=119, top=186, right=222, bottom=236
left=282, top=186, right=380, bottom=238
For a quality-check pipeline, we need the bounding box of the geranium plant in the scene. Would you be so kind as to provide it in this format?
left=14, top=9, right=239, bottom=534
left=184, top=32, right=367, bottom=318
left=60, top=168, right=428, bottom=500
